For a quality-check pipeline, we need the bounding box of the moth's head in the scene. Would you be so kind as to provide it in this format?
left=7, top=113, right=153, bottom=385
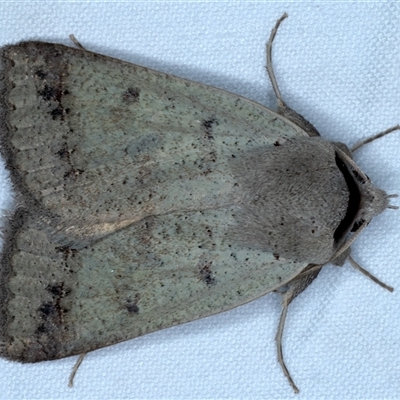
left=331, top=146, right=397, bottom=264
left=357, top=183, right=394, bottom=224
left=336, top=146, right=398, bottom=233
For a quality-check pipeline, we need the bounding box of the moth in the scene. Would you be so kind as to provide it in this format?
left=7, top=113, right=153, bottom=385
left=0, top=13, right=397, bottom=392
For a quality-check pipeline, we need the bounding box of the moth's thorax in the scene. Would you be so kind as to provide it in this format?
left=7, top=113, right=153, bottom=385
left=231, top=137, right=388, bottom=264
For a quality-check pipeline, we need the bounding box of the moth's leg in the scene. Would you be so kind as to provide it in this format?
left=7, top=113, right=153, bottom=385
left=266, top=13, right=320, bottom=137
left=331, top=245, right=394, bottom=291
left=68, top=352, right=87, bottom=387
left=348, top=256, right=394, bottom=292
left=275, top=264, right=322, bottom=393
left=351, top=125, right=400, bottom=152
left=276, top=255, right=394, bottom=393
left=69, top=34, right=86, bottom=50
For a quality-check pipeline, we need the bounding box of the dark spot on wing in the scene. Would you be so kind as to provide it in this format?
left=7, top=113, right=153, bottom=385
left=123, top=87, right=140, bottom=103
left=35, top=283, right=71, bottom=336
left=202, top=118, right=219, bottom=140
left=32, top=49, right=70, bottom=121
left=50, top=107, right=64, bottom=120
left=46, top=283, right=71, bottom=298
left=55, top=142, right=84, bottom=180
left=200, top=262, right=216, bottom=286
left=55, top=246, right=77, bottom=261
left=126, top=303, right=139, bottom=314
left=35, top=69, right=47, bottom=79
left=38, top=85, right=61, bottom=101
left=39, top=302, right=57, bottom=317
left=125, top=295, right=140, bottom=314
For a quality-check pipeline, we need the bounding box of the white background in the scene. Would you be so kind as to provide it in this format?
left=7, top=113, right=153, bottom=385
left=0, top=2, right=399, bottom=399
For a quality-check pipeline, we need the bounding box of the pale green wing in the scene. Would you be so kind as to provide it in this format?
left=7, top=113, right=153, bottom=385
left=0, top=42, right=309, bottom=362
left=1, top=42, right=308, bottom=243
left=3, top=208, right=307, bottom=361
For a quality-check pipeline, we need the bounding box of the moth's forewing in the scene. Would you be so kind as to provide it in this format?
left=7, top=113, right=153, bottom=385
left=1, top=210, right=306, bottom=361
left=1, top=42, right=307, bottom=242
left=0, top=42, right=308, bottom=361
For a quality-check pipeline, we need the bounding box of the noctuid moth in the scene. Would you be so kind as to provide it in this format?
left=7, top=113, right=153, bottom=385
left=0, top=13, right=397, bottom=393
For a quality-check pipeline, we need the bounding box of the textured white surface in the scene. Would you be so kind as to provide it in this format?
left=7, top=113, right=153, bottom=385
left=0, top=2, right=399, bottom=399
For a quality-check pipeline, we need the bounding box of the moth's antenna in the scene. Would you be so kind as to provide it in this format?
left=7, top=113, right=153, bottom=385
left=266, top=13, right=321, bottom=137
left=266, top=13, right=288, bottom=105
left=351, top=125, right=400, bottom=152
